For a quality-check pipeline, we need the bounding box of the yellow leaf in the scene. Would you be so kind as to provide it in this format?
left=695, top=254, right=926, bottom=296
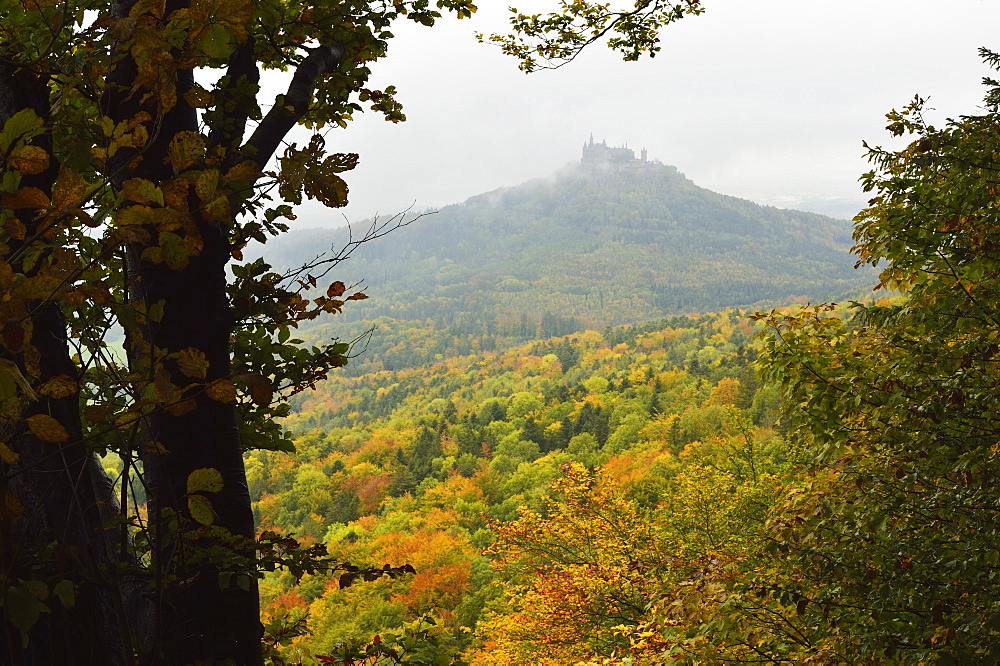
left=141, top=246, right=165, bottom=264
left=1, top=488, right=22, bottom=520
left=167, top=131, right=205, bottom=172
left=107, top=225, right=151, bottom=246
left=187, top=467, right=224, bottom=494
left=145, top=440, right=169, bottom=455
left=177, top=347, right=208, bottom=379
left=26, top=414, right=69, bottom=443
left=166, top=398, right=197, bottom=416
left=203, top=194, right=230, bottom=224
left=205, top=378, right=236, bottom=403
left=8, top=145, right=49, bottom=175
left=11, top=275, right=61, bottom=300
left=223, top=160, right=259, bottom=183
left=36, top=375, right=78, bottom=399
left=0, top=442, right=19, bottom=465
left=187, top=494, right=215, bottom=525
left=115, top=204, right=154, bottom=226
left=195, top=169, right=219, bottom=202
left=113, top=411, right=142, bottom=430
left=122, top=178, right=163, bottom=206
left=51, top=169, right=85, bottom=210
left=161, top=177, right=190, bottom=211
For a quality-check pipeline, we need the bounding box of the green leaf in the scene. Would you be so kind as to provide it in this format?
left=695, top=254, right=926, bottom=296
left=187, top=467, right=224, bottom=494
left=0, top=108, right=44, bottom=153
left=52, top=580, right=75, bottom=609
left=4, top=583, right=45, bottom=634
left=199, top=23, right=235, bottom=59
left=187, top=494, right=215, bottom=525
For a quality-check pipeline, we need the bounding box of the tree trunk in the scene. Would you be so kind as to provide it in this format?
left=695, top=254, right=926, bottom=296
left=103, top=2, right=261, bottom=662
left=0, top=63, right=130, bottom=666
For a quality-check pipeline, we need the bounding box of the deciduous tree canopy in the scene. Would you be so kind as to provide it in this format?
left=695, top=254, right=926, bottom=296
left=0, top=0, right=701, bottom=663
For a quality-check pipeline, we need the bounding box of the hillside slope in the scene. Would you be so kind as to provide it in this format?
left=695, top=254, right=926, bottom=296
left=263, top=156, right=871, bottom=336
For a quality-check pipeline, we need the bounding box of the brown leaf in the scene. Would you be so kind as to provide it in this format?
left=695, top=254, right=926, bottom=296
left=84, top=405, right=111, bottom=423
left=2, top=322, right=24, bottom=353
left=166, top=398, right=197, bottom=416
left=153, top=366, right=175, bottom=403
left=1, top=187, right=50, bottom=210
left=327, top=281, right=346, bottom=297
left=4, top=217, right=26, bottom=242
left=0, top=488, right=23, bottom=521
left=36, top=375, right=78, bottom=399
left=239, top=372, right=273, bottom=407
left=205, top=378, right=236, bottom=403
left=145, top=440, right=169, bottom=456
left=346, top=292, right=368, bottom=301
left=26, top=414, right=69, bottom=443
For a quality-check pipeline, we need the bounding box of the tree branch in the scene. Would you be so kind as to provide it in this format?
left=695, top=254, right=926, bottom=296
left=207, top=36, right=260, bottom=154
left=242, top=44, right=345, bottom=169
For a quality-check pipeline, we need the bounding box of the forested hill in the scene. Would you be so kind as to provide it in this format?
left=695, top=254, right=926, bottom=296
left=262, top=158, right=874, bottom=334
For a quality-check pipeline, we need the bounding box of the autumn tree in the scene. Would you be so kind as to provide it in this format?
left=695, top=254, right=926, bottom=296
left=735, top=54, right=1000, bottom=662
left=476, top=456, right=787, bottom=664
left=0, top=0, right=703, bottom=663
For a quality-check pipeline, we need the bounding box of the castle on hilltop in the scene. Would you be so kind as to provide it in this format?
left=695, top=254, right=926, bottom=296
left=580, top=135, right=654, bottom=169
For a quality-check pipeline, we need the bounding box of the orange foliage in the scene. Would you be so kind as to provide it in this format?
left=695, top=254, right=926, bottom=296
left=266, top=589, right=308, bottom=613
left=601, top=446, right=668, bottom=488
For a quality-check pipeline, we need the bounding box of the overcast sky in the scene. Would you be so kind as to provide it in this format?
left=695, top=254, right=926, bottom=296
left=275, top=0, right=1000, bottom=226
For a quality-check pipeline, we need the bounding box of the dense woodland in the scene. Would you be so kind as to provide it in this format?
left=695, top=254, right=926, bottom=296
left=4, top=0, right=1000, bottom=662
left=243, top=310, right=792, bottom=662
left=234, top=70, right=1000, bottom=663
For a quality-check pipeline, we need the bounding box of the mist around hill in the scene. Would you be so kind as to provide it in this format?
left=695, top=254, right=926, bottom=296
left=252, top=152, right=875, bottom=371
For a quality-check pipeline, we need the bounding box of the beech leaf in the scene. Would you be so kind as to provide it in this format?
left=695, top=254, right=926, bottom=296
left=187, top=494, right=215, bottom=525
left=187, top=467, right=224, bottom=494
left=26, top=414, right=69, bottom=443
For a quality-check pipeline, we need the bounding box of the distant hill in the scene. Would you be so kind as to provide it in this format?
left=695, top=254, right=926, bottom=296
left=260, top=149, right=874, bottom=341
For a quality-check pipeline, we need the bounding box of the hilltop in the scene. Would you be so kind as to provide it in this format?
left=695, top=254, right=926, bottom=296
left=260, top=143, right=873, bottom=350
